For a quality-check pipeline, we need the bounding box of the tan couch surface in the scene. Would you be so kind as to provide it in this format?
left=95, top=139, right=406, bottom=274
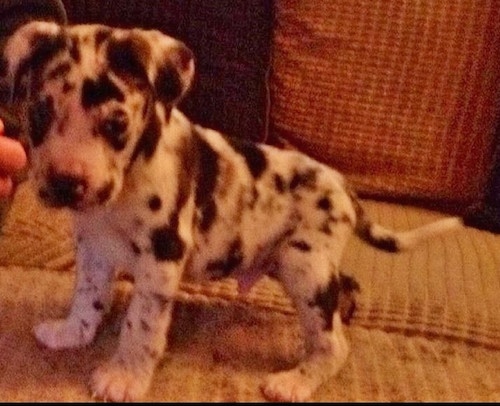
left=0, top=182, right=498, bottom=402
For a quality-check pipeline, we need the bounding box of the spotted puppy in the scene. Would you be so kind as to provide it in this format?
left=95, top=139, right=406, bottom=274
left=1, top=21, right=462, bottom=402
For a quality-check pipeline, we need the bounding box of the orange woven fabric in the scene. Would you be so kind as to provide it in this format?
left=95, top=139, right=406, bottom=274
left=270, top=0, right=500, bottom=205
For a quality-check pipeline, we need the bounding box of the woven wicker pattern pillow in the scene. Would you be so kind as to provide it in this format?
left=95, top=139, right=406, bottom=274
left=270, top=0, right=500, bottom=205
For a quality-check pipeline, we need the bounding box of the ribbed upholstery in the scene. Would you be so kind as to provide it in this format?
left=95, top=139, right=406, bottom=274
left=0, top=181, right=498, bottom=401
left=270, top=0, right=500, bottom=205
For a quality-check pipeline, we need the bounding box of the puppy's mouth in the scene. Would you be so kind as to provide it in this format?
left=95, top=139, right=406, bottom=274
left=38, top=176, right=114, bottom=210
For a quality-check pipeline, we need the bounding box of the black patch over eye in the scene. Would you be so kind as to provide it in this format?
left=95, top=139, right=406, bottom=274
left=29, top=96, right=54, bottom=147
left=107, top=36, right=149, bottom=82
left=98, top=110, right=129, bottom=151
left=81, top=74, right=124, bottom=109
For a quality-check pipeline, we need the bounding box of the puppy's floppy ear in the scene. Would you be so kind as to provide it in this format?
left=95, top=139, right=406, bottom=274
left=1, top=21, right=67, bottom=97
left=107, top=29, right=195, bottom=106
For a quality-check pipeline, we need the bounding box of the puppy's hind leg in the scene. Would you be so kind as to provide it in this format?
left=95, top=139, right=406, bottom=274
left=261, top=240, right=349, bottom=402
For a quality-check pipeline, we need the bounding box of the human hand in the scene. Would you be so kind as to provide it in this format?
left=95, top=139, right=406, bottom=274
left=0, top=119, right=27, bottom=198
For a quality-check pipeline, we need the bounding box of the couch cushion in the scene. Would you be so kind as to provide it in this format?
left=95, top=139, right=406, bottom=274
left=270, top=0, right=500, bottom=206
left=2, top=181, right=499, bottom=350
left=0, top=181, right=499, bottom=400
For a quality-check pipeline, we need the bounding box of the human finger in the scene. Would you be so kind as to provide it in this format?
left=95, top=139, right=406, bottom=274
left=0, top=175, right=13, bottom=198
left=0, top=136, right=27, bottom=172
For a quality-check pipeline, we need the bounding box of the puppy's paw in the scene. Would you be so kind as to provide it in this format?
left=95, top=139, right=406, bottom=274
left=261, top=369, right=314, bottom=402
left=34, top=318, right=95, bottom=349
left=90, top=359, right=153, bottom=402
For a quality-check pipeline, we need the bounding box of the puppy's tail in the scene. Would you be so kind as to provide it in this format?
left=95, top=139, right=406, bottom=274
left=353, top=201, right=462, bottom=252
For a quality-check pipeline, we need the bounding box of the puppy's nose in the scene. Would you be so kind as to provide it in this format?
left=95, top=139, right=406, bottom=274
left=41, top=174, right=87, bottom=207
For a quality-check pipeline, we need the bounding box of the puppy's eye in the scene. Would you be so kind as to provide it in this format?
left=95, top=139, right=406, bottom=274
left=99, top=110, right=129, bottom=150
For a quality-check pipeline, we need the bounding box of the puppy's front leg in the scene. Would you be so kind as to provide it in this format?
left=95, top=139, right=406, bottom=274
left=90, top=259, right=183, bottom=402
left=34, top=235, right=115, bottom=349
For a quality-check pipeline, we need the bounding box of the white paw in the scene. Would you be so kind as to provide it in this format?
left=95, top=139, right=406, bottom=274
left=90, top=360, right=153, bottom=402
left=34, top=318, right=95, bottom=349
left=261, top=370, right=314, bottom=402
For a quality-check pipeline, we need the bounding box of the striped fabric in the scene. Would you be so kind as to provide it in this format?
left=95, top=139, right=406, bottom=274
left=270, top=0, right=500, bottom=205
left=0, top=181, right=498, bottom=401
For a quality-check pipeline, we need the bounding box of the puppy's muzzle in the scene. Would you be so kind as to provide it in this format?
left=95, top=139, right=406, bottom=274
left=39, top=174, right=87, bottom=208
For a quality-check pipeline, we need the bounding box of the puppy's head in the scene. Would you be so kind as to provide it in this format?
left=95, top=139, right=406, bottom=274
left=1, top=21, right=194, bottom=210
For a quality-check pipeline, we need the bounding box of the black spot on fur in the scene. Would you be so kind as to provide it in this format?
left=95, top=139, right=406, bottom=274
left=289, top=168, right=317, bottom=191
left=148, top=195, right=162, bottom=211
left=317, top=196, right=332, bottom=211
left=107, top=35, right=150, bottom=83
left=350, top=187, right=398, bottom=252
left=368, top=235, right=399, bottom=252
left=96, top=181, right=114, bottom=204
left=207, top=238, right=243, bottom=278
left=310, top=275, right=340, bottom=331
left=151, top=225, right=185, bottom=261
left=194, top=134, right=219, bottom=232
left=62, top=81, right=74, bottom=93
left=171, top=136, right=197, bottom=220
left=227, top=137, right=267, bottom=178
left=131, top=241, right=141, bottom=255
left=274, top=174, right=286, bottom=193
left=338, top=272, right=361, bottom=324
left=320, top=222, right=332, bottom=235
left=95, top=28, right=112, bottom=48
left=143, top=345, right=160, bottom=359
left=140, top=319, right=151, bottom=332
left=155, top=66, right=183, bottom=105
left=82, top=74, right=125, bottom=109
left=289, top=240, right=312, bottom=252
left=29, top=96, right=54, bottom=147
left=46, top=61, right=71, bottom=80
left=152, top=293, right=171, bottom=312
left=130, top=109, right=161, bottom=164
left=14, top=31, right=67, bottom=94
left=93, top=300, right=104, bottom=311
